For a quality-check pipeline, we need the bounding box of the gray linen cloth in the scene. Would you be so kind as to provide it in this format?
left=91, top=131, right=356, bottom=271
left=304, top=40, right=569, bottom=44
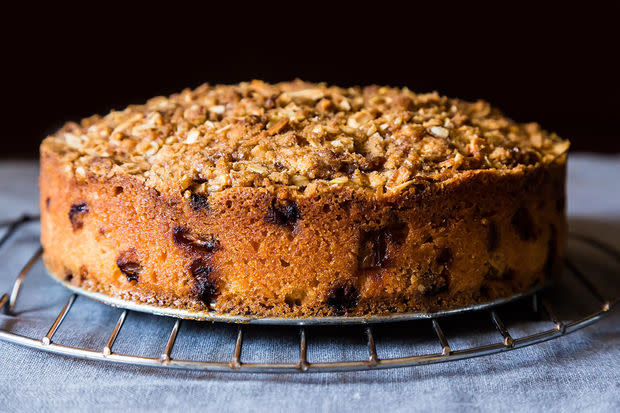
left=0, top=154, right=618, bottom=413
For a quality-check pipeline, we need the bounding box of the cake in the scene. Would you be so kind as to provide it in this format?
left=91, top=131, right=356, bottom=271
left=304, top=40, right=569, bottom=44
left=39, top=80, right=569, bottom=317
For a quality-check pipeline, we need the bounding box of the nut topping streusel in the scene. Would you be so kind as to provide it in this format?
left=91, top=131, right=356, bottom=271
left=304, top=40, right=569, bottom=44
left=43, top=80, right=569, bottom=197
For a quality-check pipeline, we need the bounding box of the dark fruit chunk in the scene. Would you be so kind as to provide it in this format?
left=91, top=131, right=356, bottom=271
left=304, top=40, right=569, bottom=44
left=487, top=221, right=499, bottom=251
left=544, top=225, right=558, bottom=277
left=358, top=229, right=388, bottom=269
left=360, top=156, right=386, bottom=172
left=45, top=197, right=51, bottom=209
left=68, top=202, right=89, bottom=231
left=358, top=221, right=409, bottom=270
left=386, top=222, right=409, bottom=245
left=189, top=193, right=209, bottom=210
left=173, top=227, right=220, bottom=254
left=338, top=161, right=358, bottom=175
left=511, top=207, right=538, bottom=241
left=436, top=248, right=453, bottom=266
left=265, top=198, right=301, bottom=227
left=189, top=259, right=218, bottom=304
left=326, top=283, right=358, bottom=315
left=116, top=252, right=142, bottom=282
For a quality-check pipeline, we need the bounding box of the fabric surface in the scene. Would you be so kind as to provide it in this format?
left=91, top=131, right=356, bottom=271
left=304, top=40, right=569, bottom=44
left=0, top=154, right=618, bottom=413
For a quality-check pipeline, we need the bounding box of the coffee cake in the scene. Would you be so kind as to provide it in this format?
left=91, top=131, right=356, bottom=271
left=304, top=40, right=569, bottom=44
left=40, top=80, right=569, bottom=317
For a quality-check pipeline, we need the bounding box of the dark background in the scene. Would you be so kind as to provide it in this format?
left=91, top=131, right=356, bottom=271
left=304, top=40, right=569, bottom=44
left=2, top=3, right=618, bottom=158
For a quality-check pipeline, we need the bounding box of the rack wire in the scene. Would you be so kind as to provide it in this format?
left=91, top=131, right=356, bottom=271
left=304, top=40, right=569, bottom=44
left=0, top=214, right=617, bottom=373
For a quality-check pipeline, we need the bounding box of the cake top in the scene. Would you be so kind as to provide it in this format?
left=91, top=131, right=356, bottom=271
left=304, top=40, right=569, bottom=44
left=42, top=80, right=569, bottom=196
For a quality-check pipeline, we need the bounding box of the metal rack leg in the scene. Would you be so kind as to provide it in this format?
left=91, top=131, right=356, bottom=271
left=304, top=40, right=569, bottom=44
left=103, top=310, right=128, bottom=356
left=160, top=320, right=181, bottom=363
left=298, top=328, right=309, bottom=371
left=0, top=294, right=8, bottom=310
left=230, top=326, right=244, bottom=369
left=542, top=299, right=565, bottom=334
left=42, top=294, right=76, bottom=345
left=8, top=246, right=43, bottom=314
left=531, top=292, right=540, bottom=313
left=490, top=311, right=514, bottom=348
left=431, top=319, right=451, bottom=355
left=365, top=326, right=379, bottom=366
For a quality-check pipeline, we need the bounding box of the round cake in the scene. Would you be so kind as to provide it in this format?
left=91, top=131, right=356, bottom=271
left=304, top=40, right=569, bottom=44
left=40, top=80, right=569, bottom=317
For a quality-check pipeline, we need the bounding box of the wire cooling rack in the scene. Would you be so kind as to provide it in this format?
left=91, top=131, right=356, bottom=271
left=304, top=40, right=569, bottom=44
left=0, top=214, right=617, bottom=373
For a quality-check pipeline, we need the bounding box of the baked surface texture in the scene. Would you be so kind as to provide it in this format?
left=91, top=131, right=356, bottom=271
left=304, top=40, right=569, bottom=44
left=40, top=80, right=569, bottom=317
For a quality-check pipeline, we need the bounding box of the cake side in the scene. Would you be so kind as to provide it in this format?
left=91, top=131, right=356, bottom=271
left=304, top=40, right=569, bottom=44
left=40, top=149, right=566, bottom=317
